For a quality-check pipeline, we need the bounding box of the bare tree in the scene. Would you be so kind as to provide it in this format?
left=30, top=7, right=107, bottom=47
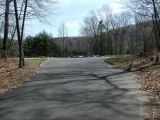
left=13, top=0, right=24, bottom=68
left=0, top=0, right=56, bottom=67
left=58, top=22, right=68, bottom=57
left=98, top=20, right=106, bottom=55
left=109, top=14, right=122, bottom=54
left=1, top=0, right=11, bottom=58
left=126, top=0, right=160, bottom=51
left=81, top=11, right=99, bottom=55
left=102, top=5, right=113, bottom=55
left=118, top=12, right=131, bottom=54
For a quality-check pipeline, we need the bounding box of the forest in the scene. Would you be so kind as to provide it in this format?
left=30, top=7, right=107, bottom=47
left=0, top=0, right=160, bottom=65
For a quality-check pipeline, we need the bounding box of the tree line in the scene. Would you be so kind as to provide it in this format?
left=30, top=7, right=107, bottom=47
left=1, top=0, right=160, bottom=68
left=81, top=0, right=160, bottom=56
left=24, top=31, right=74, bottom=57
left=1, top=31, right=79, bottom=58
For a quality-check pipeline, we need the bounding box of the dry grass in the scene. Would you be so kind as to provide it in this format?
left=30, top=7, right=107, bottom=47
left=25, top=58, right=46, bottom=69
left=106, top=55, right=131, bottom=69
left=136, top=65, right=160, bottom=120
left=0, top=58, right=46, bottom=96
left=106, top=52, right=160, bottom=120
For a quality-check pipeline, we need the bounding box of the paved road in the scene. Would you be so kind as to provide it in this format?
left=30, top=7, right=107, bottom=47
left=0, top=57, right=147, bottom=120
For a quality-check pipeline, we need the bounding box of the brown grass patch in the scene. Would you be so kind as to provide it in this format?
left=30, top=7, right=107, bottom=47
left=106, top=52, right=160, bottom=120
left=0, top=58, right=45, bottom=95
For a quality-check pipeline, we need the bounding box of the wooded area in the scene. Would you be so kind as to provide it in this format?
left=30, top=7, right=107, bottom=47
left=0, top=0, right=54, bottom=68
left=81, top=0, right=160, bottom=56
left=0, top=0, right=160, bottom=67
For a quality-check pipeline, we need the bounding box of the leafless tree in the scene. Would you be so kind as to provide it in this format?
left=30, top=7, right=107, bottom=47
left=13, top=0, right=25, bottom=68
left=101, top=5, right=113, bottom=54
left=109, top=14, right=122, bottom=54
left=0, top=0, right=56, bottom=67
left=118, top=12, right=131, bottom=54
left=81, top=11, right=99, bottom=55
left=126, top=0, right=160, bottom=51
left=1, top=0, right=11, bottom=58
left=58, top=22, right=68, bottom=57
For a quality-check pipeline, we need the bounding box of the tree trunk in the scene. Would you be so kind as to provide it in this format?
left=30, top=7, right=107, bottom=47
left=1, top=0, right=10, bottom=59
left=7, top=1, right=25, bottom=56
left=13, top=0, right=23, bottom=68
left=21, top=0, right=28, bottom=66
left=152, top=0, right=160, bottom=51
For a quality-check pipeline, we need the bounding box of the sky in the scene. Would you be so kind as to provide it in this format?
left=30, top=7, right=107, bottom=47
left=25, top=0, right=125, bottom=37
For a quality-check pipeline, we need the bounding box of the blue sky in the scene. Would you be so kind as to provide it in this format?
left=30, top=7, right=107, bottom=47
left=25, top=0, right=124, bottom=37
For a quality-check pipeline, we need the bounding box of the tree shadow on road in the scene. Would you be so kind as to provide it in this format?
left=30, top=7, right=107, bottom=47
left=0, top=70, right=147, bottom=120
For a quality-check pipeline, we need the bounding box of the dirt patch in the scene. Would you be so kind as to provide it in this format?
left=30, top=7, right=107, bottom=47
left=136, top=65, right=160, bottom=120
left=0, top=59, right=36, bottom=96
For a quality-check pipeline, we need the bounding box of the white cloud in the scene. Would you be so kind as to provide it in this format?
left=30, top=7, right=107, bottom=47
left=57, top=0, right=126, bottom=14
left=26, top=0, right=127, bottom=36
left=57, top=0, right=110, bottom=7
left=110, top=3, right=126, bottom=14
left=66, top=21, right=81, bottom=29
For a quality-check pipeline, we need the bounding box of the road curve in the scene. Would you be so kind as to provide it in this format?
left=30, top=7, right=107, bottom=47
left=0, top=57, right=147, bottom=120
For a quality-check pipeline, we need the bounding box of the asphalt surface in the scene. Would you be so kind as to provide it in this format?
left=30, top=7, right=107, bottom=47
left=0, top=57, right=148, bottom=120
